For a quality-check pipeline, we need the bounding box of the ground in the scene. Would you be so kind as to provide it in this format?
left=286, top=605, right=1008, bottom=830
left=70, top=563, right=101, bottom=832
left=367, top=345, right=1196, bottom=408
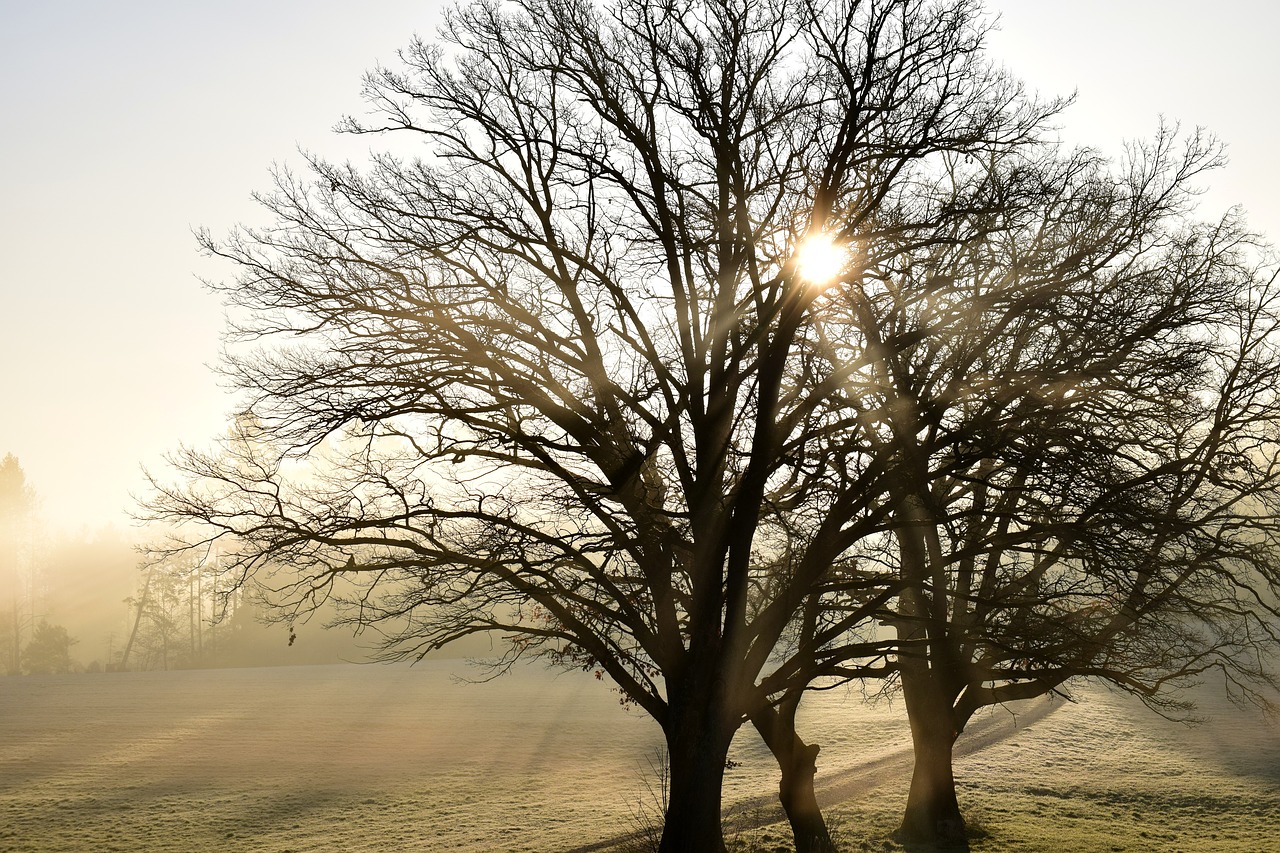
left=724, top=685, right=1280, bottom=853
left=1, top=664, right=1276, bottom=852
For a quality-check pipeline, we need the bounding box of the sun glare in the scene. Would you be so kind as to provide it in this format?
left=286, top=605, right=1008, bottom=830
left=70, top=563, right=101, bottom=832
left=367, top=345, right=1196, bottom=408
left=794, top=233, right=847, bottom=286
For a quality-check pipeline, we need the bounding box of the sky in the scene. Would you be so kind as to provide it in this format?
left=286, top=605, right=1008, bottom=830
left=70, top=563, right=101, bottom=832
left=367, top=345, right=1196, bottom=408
left=1, top=0, right=1277, bottom=535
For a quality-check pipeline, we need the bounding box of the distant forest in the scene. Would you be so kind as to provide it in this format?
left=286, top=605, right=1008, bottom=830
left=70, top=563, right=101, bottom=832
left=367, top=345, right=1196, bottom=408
left=1, top=453, right=498, bottom=674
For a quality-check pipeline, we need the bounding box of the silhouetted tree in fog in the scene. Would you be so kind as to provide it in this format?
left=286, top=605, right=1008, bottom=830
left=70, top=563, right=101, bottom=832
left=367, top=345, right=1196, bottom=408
left=146, top=0, right=1074, bottom=848
left=821, top=128, right=1280, bottom=848
left=22, top=620, right=77, bottom=675
left=0, top=454, right=36, bottom=676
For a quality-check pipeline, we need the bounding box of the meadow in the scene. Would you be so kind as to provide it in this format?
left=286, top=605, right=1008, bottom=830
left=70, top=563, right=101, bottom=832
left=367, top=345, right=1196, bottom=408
left=0, top=662, right=1275, bottom=851
left=737, top=684, right=1280, bottom=852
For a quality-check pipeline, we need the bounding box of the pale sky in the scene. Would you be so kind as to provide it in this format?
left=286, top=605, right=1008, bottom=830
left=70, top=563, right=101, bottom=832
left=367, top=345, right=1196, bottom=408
left=1, top=1, right=1277, bottom=535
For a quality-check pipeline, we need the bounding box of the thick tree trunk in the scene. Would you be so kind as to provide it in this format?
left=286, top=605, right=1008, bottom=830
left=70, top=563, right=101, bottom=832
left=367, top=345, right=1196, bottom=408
left=892, top=494, right=968, bottom=851
left=751, top=704, right=838, bottom=853
left=898, top=668, right=967, bottom=851
left=660, top=717, right=733, bottom=853
left=778, top=742, right=835, bottom=853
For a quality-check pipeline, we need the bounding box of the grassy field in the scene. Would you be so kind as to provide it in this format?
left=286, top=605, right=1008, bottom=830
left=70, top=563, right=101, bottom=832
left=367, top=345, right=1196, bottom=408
left=0, top=663, right=671, bottom=852
left=726, top=684, right=1280, bottom=852
left=1, top=664, right=1276, bottom=851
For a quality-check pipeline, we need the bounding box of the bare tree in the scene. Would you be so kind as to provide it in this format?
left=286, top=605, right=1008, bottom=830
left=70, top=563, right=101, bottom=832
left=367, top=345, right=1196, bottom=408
left=818, top=126, right=1280, bottom=847
left=0, top=454, right=37, bottom=676
left=146, top=0, right=1069, bottom=848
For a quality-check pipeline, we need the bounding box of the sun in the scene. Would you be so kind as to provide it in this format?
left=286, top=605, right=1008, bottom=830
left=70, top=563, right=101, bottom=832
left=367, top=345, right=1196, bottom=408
left=794, top=233, right=846, bottom=286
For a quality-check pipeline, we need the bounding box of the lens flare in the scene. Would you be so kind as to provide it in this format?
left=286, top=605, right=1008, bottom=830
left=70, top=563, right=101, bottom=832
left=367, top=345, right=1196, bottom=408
left=794, top=233, right=846, bottom=286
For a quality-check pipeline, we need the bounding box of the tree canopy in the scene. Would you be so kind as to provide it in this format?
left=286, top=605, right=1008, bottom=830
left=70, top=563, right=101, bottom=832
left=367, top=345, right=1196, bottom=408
left=146, top=0, right=1280, bottom=849
left=828, top=127, right=1280, bottom=844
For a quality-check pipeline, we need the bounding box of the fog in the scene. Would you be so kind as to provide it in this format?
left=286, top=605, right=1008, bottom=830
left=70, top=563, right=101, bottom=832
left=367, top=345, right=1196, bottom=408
left=3, top=3, right=1280, bottom=851
left=2, top=515, right=494, bottom=675
left=1, top=1, right=1277, bottom=542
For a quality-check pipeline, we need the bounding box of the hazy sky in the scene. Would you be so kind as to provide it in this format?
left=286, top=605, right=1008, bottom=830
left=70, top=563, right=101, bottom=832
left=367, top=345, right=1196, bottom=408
left=1, top=0, right=1277, bottom=534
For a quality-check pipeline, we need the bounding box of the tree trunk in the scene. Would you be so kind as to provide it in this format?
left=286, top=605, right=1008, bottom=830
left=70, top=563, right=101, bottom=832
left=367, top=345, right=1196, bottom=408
left=892, top=494, right=968, bottom=851
left=660, top=709, right=734, bottom=853
left=898, top=668, right=967, bottom=851
left=189, top=576, right=196, bottom=663
left=119, top=566, right=154, bottom=673
left=778, top=744, right=835, bottom=853
left=10, top=596, right=20, bottom=675
left=751, top=703, right=838, bottom=853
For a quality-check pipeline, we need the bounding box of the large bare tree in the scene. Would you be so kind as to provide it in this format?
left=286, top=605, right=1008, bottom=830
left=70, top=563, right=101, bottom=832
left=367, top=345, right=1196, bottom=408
left=147, top=0, right=1078, bottom=848
left=817, top=126, right=1280, bottom=847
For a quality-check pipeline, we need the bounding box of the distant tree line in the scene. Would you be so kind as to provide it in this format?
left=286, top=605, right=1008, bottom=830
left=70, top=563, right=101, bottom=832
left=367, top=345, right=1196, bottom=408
left=121, top=552, right=371, bottom=671
left=0, top=453, right=40, bottom=674
left=0, top=454, right=85, bottom=676
left=0, top=453, right=368, bottom=675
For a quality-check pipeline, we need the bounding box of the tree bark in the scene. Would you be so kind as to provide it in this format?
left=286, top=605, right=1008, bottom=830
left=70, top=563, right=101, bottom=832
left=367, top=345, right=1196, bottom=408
left=660, top=714, right=734, bottom=853
left=898, top=667, right=967, bottom=851
left=751, top=703, right=839, bottom=853
left=891, top=492, right=968, bottom=851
